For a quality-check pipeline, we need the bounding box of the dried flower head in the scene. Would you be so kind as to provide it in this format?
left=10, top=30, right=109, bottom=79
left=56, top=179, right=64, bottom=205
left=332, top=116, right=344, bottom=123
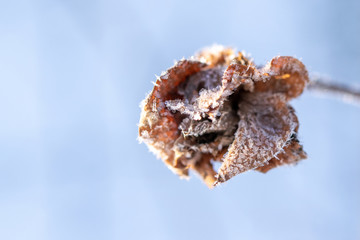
left=138, top=45, right=308, bottom=188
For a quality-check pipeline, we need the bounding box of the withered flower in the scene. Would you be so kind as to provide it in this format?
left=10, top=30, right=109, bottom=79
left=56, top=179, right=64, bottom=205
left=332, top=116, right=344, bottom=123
left=138, top=45, right=308, bottom=188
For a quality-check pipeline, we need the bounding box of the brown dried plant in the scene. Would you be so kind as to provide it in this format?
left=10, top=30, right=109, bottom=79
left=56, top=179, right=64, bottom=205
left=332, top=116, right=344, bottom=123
left=138, top=45, right=309, bottom=188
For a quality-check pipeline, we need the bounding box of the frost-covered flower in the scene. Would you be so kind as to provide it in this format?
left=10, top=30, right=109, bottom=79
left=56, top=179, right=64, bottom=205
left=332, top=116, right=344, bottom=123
left=138, top=45, right=309, bottom=188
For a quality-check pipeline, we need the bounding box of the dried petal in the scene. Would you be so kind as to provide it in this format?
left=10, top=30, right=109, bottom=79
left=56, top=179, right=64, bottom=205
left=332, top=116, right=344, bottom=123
left=256, top=136, right=307, bottom=173
left=195, top=45, right=236, bottom=67
left=254, top=56, right=309, bottom=99
left=138, top=60, right=207, bottom=176
left=215, top=93, right=298, bottom=184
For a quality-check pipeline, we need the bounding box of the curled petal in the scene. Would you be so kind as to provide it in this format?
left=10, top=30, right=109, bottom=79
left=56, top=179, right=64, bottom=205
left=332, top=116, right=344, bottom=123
left=256, top=137, right=307, bottom=173
left=215, top=93, right=298, bottom=184
left=255, top=56, right=309, bottom=99
left=191, top=62, right=258, bottom=120
left=138, top=60, right=207, bottom=176
left=195, top=45, right=237, bottom=67
left=190, top=154, right=218, bottom=188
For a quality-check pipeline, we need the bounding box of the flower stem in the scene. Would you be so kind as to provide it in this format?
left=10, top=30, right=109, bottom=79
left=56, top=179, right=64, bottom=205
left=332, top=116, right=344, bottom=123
left=307, top=76, right=360, bottom=106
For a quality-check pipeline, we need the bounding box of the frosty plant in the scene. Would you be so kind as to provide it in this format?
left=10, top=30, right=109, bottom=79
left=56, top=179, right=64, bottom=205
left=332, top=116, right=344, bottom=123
left=138, top=45, right=360, bottom=188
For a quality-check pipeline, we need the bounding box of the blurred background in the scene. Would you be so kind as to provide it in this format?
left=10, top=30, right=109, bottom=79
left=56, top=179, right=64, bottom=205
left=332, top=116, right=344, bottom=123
left=0, top=0, right=359, bottom=239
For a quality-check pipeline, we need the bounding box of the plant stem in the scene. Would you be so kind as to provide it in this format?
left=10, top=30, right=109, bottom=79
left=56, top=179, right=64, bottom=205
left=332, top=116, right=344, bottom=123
left=307, top=76, right=360, bottom=106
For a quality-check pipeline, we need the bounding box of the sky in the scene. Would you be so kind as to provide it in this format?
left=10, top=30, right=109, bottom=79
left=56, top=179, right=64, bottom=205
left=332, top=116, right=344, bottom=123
left=0, top=0, right=359, bottom=240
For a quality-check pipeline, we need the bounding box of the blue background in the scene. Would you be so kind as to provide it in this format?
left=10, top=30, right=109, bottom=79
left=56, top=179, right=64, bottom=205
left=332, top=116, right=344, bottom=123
left=0, top=0, right=359, bottom=239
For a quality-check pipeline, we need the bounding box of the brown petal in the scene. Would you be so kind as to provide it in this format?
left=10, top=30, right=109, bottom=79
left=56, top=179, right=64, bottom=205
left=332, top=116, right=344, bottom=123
left=194, top=45, right=237, bottom=67
left=190, top=154, right=218, bottom=188
left=192, top=62, right=257, bottom=118
left=215, top=93, right=299, bottom=184
left=138, top=60, right=207, bottom=176
left=254, top=56, right=309, bottom=99
left=255, top=137, right=307, bottom=173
